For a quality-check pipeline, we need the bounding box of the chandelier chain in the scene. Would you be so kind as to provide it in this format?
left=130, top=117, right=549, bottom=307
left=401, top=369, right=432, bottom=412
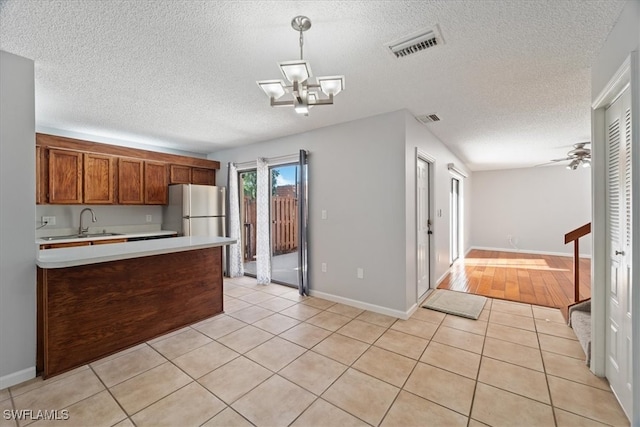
left=299, top=29, right=304, bottom=60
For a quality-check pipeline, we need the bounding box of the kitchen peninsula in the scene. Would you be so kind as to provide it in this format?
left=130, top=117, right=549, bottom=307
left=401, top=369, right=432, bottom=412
left=36, top=236, right=235, bottom=378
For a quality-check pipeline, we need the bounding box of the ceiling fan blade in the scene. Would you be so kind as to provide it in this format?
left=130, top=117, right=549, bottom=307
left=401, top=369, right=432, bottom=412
left=550, top=158, right=570, bottom=162
left=535, top=160, right=563, bottom=167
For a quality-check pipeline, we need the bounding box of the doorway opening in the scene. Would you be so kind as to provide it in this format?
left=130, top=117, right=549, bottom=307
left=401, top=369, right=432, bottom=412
left=450, top=177, right=460, bottom=264
left=416, top=153, right=433, bottom=301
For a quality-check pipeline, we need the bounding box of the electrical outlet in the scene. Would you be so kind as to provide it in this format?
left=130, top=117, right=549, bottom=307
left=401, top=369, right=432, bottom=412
left=321, top=210, right=327, bottom=220
left=321, top=263, right=327, bottom=273
left=146, top=214, right=153, bottom=223
left=41, top=216, right=56, bottom=226
left=357, top=268, right=364, bottom=279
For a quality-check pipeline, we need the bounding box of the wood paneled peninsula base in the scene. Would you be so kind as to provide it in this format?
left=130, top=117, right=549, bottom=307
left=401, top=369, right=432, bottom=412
left=36, top=236, right=235, bottom=378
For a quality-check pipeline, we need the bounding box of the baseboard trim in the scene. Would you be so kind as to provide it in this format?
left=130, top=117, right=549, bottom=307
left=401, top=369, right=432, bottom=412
left=0, top=366, right=35, bottom=390
left=308, top=290, right=412, bottom=320
left=469, top=246, right=592, bottom=259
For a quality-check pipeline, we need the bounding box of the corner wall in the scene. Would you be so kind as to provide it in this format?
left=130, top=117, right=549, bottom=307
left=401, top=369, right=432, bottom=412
left=470, top=165, right=592, bottom=256
left=0, top=51, right=36, bottom=388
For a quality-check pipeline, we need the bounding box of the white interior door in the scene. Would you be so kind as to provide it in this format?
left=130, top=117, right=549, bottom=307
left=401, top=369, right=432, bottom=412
left=605, top=85, right=632, bottom=418
left=417, top=157, right=431, bottom=299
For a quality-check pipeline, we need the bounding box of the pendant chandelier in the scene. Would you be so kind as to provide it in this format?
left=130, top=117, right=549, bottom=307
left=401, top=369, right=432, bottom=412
left=256, top=16, right=345, bottom=116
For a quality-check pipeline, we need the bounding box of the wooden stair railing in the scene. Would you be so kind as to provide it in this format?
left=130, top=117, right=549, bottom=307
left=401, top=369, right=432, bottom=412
left=564, top=222, right=591, bottom=303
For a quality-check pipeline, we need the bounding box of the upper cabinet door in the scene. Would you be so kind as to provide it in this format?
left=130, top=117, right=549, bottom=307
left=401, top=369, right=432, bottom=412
left=144, top=161, right=168, bottom=205
left=84, top=153, right=116, bottom=204
left=169, top=164, right=192, bottom=184
left=192, top=168, right=216, bottom=186
left=48, top=149, right=83, bottom=204
left=118, top=158, right=144, bottom=204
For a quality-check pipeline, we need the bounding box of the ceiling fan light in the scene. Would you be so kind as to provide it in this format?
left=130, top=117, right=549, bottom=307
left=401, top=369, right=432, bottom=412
left=318, top=76, right=345, bottom=96
left=257, top=80, right=286, bottom=99
left=581, top=159, right=591, bottom=168
left=567, top=159, right=580, bottom=170
left=279, top=60, right=311, bottom=83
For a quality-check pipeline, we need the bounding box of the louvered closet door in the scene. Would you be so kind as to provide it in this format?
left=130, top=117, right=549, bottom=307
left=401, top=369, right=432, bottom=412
left=605, top=85, right=632, bottom=417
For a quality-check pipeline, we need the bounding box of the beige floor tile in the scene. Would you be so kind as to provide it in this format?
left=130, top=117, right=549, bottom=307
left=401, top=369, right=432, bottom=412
left=111, top=418, right=135, bottom=427
left=542, top=351, right=609, bottom=391
left=13, top=369, right=104, bottom=415
left=252, top=313, right=300, bottom=335
left=217, top=325, right=274, bottom=354
left=381, top=390, right=468, bottom=427
left=355, top=311, right=397, bottom=327
left=256, top=296, right=297, bottom=312
left=432, top=325, right=485, bottom=354
left=326, top=303, right=365, bottom=318
left=109, top=362, right=191, bottom=415
left=420, top=341, right=481, bottom=379
left=554, top=408, right=611, bottom=426
left=0, top=400, right=15, bottom=427
left=227, top=305, right=275, bottom=324
left=131, top=382, right=225, bottom=427
left=0, top=388, right=10, bottom=402
left=442, top=315, right=488, bottom=336
left=468, top=419, right=491, bottom=427
left=486, top=322, right=539, bottom=348
left=483, top=337, right=543, bottom=371
left=312, top=334, right=370, bottom=365
left=390, top=318, right=439, bottom=339
left=337, top=319, right=387, bottom=344
left=245, top=337, right=306, bottom=372
left=291, top=398, right=368, bottom=427
left=410, top=307, right=446, bottom=325
left=352, top=346, right=416, bottom=387
left=478, top=308, right=490, bottom=322
left=471, top=383, right=555, bottom=427
left=92, top=345, right=165, bottom=387
left=374, top=329, right=428, bottom=360
left=322, top=368, right=399, bottom=426
left=223, top=299, right=252, bottom=314
left=404, top=362, right=476, bottom=415
left=193, top=315, right=247, bottom=340
left=532, top=306, right=565, bottom=323
left=306, top=311, right=351, bottom=332
left=147, top=327, right=192, bottom=345
left=232, top=375, right=315, bottom=427
left=280, top=304, right=321, bottom=321
left=260, top=284, right=295, bottom=296
left=198, top=356, right=272, bottom=404
left=489, top=310, right=536, bottom=331
left=173, top=341, right=239, bottom=379
left=224, top=286, right=256, bottom=298
left=491, top=299, right=533, bottom=317
left=280, top=290, right=308, bottom=302
left=547, top=376, right=629, bottom=426
left=535, top=319, right=578, bottom=340
left=238, top=291, right=276, bottom=304
left=150, top=328, right=212, bottom=360
left=280, top=351, right=348, bottom=395
left=202, top=407, right=253, bottom=427
left=201, top=407, right=253, bottom=427
left=301, top=297, right=336, bottom=310
left=538, top=333, right=586, bottom=359
left=89, top=343, right=146, bottom=366
left=279, top=323, right=332, bottom=348
left=10, top=365, right=91, bottom=398
left=478, top=357, right=550, bottom=403
left=30, top=390, right=126, bottom=427
left=227, top=276, right=259, bottom=287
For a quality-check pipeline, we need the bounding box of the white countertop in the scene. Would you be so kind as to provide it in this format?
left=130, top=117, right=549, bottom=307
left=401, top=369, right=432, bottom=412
left=37, top=236, right=237, bottom=269
left=36, top=230, right=178, bottom=245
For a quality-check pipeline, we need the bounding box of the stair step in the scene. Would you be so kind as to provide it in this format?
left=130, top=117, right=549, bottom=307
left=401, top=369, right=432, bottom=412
left=569, top=300, right=591, bottom=367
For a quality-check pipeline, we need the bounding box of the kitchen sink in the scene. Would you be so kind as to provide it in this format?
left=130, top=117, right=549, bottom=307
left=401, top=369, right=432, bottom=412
left=41, top=232, right=123, bottom=241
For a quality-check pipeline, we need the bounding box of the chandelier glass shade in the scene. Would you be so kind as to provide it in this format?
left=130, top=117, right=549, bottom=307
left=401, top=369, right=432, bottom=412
left=256, top=16, right=345, bottom=116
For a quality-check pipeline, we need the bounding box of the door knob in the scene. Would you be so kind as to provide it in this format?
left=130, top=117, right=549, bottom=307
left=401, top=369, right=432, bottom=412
left=615, top=250, right=625, bottom=255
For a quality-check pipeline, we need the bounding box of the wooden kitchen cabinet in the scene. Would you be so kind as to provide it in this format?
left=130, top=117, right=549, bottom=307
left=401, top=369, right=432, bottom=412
left=192, top=167, right=216, bottom=186
left=36, top=146, right=43, bottom=204
left=169, top=164, right=192, bottom=184
left=118, top=158, right=144, bottom=204
left=144, top=161, right=168, bottom=204
left=84, top=153, right=116, bottom=204
left=48, top=149, right=83, bottom=204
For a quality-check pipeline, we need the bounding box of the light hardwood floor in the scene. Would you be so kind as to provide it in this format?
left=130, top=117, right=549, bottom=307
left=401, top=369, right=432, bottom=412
left=438, top=249, right=591, bottom=309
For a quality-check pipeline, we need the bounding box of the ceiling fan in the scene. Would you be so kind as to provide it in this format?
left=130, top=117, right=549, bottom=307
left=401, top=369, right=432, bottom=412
left=538, top=142, right=591, bottom=170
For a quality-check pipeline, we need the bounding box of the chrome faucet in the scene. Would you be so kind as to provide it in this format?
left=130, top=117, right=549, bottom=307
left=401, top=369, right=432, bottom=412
left=79, top=208, right=97, bottom=235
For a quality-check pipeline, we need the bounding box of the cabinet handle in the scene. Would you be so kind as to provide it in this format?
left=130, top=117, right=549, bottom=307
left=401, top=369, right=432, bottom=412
left=615, top=250, right=625, bottom=256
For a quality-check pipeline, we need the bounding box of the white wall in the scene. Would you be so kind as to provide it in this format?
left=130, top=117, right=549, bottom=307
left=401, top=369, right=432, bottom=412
left=403, top=113, right=473, bottom=309
left=211, top=111, right=409, bottom=315
left=470, top=165, right=591, bottom=256
left=0, top=51, right=36, bottom=388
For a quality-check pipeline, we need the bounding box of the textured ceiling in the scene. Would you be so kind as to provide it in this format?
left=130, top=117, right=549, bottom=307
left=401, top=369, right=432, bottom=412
left=0, top=0, right=626, bottom=170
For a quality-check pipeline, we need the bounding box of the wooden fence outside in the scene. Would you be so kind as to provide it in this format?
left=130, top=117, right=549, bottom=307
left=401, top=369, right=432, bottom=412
left=243, top=196, right=298, bottom=261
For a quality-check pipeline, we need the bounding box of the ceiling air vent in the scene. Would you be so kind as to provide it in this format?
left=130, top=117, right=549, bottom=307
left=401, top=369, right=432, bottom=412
left=385, top=25, right=444, bottom=58
left=416, top=114, right=440, bottom=124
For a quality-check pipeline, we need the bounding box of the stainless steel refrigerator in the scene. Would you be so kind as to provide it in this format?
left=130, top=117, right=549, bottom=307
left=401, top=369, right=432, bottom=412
left=163, top=184, right=226, bottom=237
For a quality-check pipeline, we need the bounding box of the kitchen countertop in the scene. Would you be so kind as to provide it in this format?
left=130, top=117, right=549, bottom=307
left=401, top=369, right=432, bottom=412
left=36, top=230, right=178, bottom=245
left=37, top=236, right=237, bottom=269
